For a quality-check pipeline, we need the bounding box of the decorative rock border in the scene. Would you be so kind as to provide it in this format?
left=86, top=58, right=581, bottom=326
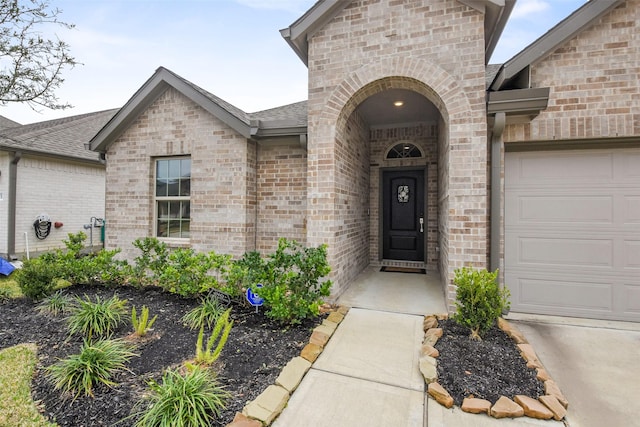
left=226, top=306, right=350, bottom=427
left=420, top=314, right=568, bottom=422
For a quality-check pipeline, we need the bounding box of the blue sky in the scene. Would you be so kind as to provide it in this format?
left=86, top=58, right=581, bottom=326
left=2, top=0, right=587, bottom=125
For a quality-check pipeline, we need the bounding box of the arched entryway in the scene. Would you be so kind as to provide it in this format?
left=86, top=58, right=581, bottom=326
left=305, top=58, right=489, bottom=311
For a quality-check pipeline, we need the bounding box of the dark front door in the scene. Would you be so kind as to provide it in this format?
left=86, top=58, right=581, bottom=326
left=382, top=170, right=425, bottom=261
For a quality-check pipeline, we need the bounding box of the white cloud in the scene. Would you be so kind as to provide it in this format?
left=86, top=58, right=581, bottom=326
left=510, top=0, right=550, bottom=19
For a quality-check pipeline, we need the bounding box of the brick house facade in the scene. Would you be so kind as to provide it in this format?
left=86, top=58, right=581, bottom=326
left=90, top=0, right=639, bottom=321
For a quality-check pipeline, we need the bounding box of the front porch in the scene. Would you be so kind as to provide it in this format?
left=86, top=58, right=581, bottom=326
left=336, top=266, right=447, bottom=316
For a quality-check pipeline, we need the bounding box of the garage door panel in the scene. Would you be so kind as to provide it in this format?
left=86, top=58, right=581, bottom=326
left=505, top=148, right=640, bottom=322
left=624, top=240, right=640, bottom=269
left=517, top=237, right=613, bottom=268
left=622, top=285, right=640, bottom=314
left=624, top=196, right=640, bottom=224
left=507, top=273, right=613, bottom=312
left=506, top=151, right=614, bottom=186
left=516, top=195, right=613, bottom=224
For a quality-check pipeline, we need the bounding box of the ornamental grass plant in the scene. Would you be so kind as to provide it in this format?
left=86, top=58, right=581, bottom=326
left=67, top=294, right=128, bottom=341
left=132, top=366, right=230, bottom=427
left=182, top=295, right=226, bottom=331
left=46, top=338, right=137, bottom=399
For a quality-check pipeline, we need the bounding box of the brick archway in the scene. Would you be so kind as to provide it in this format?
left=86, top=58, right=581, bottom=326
left=307, top=57, right=488, bottom=310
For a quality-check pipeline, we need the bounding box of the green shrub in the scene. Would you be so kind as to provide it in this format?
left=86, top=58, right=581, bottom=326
left=158, top=249, right=218, bottom=297
left=36, top=291, right=74, bottom=317
left=131, top=366, right=230, bottom=427
left=194, top=309, right=233, bottom=366
left=253, top=238, right=332, bottom=325
left=15, top=257, right=59, bottom=300
left=182, top=296, right=226, bottom=331
left=131, top=305, right=158, bottom=337
left=46, top=338, right=136, bottom=398
left=453, top=267, right=510, bottom=340
left=67, top=294, right=128, bottom=341
left=131, top=237, right=169, bottom=288
left=222, top=251, right=263, bottom=297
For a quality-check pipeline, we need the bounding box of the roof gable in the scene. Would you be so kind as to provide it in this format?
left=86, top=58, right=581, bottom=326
left=490, top=0, right=623, bottom=90
left=89, top=67, right=252, bottom=153
left=281, top=0, right=515, bottom=66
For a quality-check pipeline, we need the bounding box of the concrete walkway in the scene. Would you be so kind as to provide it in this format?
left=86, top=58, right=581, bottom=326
left=273, top=307, right=426, bottom=427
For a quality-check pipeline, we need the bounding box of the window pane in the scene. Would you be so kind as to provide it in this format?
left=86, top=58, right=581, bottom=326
left=180, top=178, right=190, bottom=196
left=183, top=201, right=190, bottom=219
left=181, top=159, right=191, bottom=179
left=169, top=201, right=181, bottom=218
left=157, top=220, right=168, bottom=237
left=169, top=159, right=180, bottom=179
left=181, top=220, right=190, bottom=238
left=157, top=201, right=169, bottom=219
left=156, top=178, right=168, bottom=197
left=157, top=160, right=168, bottom=179
left=167, top=220, right=181, bottom=238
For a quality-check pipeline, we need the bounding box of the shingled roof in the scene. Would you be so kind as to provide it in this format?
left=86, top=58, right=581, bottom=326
left=0, top=109, right=118, bottom=163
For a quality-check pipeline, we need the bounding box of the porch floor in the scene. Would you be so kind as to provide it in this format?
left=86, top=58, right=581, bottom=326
left=336, top=265, right=447, bottom=315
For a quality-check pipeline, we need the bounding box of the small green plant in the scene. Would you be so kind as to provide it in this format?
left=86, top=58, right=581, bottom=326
left=182, top=296, right=225, bottom=331
left=67, top=294, right=128, bottom=341
left=15, top=257, right=59, bottom=300
left=453, top=267, right=510, bottom=341
left=46, top=338, right=136, bottom=398
left=253, top=238, right=332, bottom=325
left=131, top=366, right=230, bottom=426
left=0, top=286, right=11, bottom=302
left=131, top=305, right=158, bottom=337
left=131, top=237, right=169, bottom=287
left=36, top=291, right=74, bottom=317
left=194, top=309, right=233, bottom=366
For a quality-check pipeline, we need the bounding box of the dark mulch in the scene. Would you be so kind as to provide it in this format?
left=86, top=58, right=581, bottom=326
left=434, top=318, right=544, bottom=406
left=0, top=284, right=322, bottom=426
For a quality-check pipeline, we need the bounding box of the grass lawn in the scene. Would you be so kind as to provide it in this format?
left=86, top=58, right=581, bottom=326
left=0, top=344, right=57, bottom=427
left=0, top=275, right=23, bottom=298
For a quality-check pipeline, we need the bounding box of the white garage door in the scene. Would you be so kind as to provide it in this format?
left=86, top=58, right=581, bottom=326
left=505, top=147, right=640, bottom=322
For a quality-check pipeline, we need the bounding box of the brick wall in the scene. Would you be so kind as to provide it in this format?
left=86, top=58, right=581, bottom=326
left=105, top=87, right=254, bottom=260
left=504, top=0, right=639, bottom=142
left=306, top=0, right=489, bottom=302
left=15, top=155, right=105, bottom=255
left=256, top=142, right=307, bottom=252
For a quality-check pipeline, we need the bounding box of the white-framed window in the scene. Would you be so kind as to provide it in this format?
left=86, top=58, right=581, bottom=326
left=386, top=142, right=423, bottom=159
left=155, top=157, right=191, bottom=239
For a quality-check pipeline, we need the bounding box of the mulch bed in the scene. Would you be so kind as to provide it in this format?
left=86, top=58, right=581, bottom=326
left=0, top=284, right=322, bottom=426
left=434, top=318, right=544, bottom=406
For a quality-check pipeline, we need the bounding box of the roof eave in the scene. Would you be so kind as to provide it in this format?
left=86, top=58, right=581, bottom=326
left=486, top=87, right=550, bottom=117
left=491, top=0, right=623, bottom=90
left=281, top=0, right=352, bottom=67
left=0, top=145, right=103, bottom=165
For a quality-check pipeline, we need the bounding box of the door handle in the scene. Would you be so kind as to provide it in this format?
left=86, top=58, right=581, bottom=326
left=419, top=217, right=424, bottom=233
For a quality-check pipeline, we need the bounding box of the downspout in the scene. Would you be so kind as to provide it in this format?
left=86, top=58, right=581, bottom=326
left=490, top=113, right=505, bottom=273
left=8, top=151, right=22, bottom=259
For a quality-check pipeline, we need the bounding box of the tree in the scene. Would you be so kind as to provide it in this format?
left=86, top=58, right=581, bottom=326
left=0, top=0, right=77, bottom=110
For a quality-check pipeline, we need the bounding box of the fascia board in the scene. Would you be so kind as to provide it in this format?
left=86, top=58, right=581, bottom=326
left=487, top=87, right=550, bottom=115
left=281, top=0, right=350, bottom=67
left=491, top=0, right=623, bottom=90
left=0, top=145, right=103, bottom=165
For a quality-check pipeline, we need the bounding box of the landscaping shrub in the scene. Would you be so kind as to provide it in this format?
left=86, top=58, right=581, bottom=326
left=132, top=366, right=230, bottom=427
left=158, top=248, right=216, bottom=297
left=131, top=305, right=158, bottom=337
left=194, top=309, right=233, bottom=366
left=67, top=294, right=128, bottom=341
left=15, top=257, right=59, bottom=300
left=131, top=237, right=169, bottom=288
left=46, top=338, right=136, bottom=398
left=182, top=295, right=226, bottom=331
left=453, top=267, right=510, bottom=340
left=253, top=238, right=332, bottom=325
left=223, top=250, right=264, bottom=297
left=36, top=291, right=74, bottom=317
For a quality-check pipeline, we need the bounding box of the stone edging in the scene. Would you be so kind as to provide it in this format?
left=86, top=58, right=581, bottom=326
left=226, top=306, right=350, bottom=427
left=420, top=314, right=569, bottom=421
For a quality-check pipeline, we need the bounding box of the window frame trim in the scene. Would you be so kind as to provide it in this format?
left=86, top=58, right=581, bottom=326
left=153, top=155, right=191, bottom=241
